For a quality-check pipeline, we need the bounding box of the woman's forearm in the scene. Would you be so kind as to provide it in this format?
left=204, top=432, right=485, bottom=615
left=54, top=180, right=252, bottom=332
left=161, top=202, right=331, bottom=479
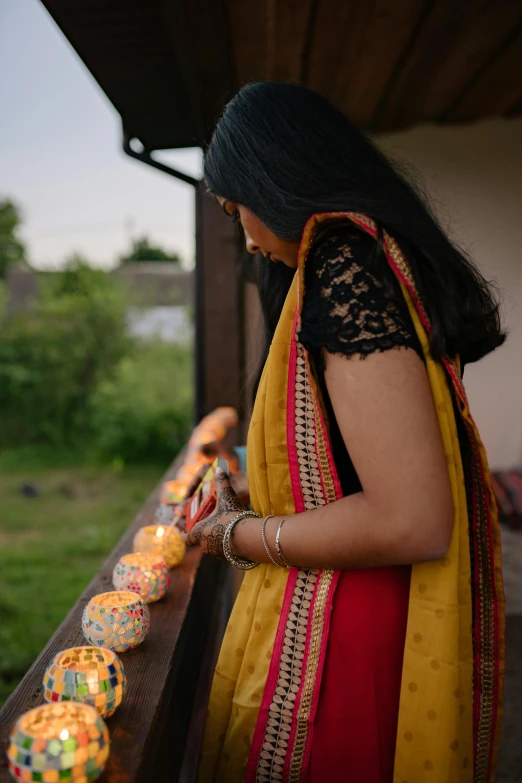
left=231, top=491, right=452, bottom=570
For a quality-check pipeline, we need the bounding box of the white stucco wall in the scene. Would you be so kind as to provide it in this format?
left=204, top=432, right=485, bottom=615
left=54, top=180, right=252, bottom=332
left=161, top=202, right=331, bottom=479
left=379, top=119, right=522, bottom=470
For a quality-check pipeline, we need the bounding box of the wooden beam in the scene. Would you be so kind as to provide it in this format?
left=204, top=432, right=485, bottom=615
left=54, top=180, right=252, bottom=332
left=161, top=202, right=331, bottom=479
left=225, top=0, right=316, bottom=86
left=305, top=0, right=359, bottom=101
left=226, top=0, right=314, bottom=84
left=227, top=0, right=269, bottom=84
left=160, top=0, right=235, bottom=142
left=195, top=185, right=245, bottom=433
left=320, top=0, right=427, bottom=126
left=421, top=0, right=522, bottom=121
left=507, top=89, right=522, bottom=117
left=270, top=0, right=315, bottom=81
left=448, top=17, right=522, bottom=121
left=41, top=0, right=197, bottom=149
left=372, top=0, right=485, bottom=130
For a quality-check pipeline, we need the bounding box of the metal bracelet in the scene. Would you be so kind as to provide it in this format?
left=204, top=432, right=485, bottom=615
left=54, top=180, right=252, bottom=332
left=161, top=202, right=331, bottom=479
left=223, top=511, right=260, bottom=571
left=261, top=515, right=286, bottom=568
left=275, top=515, right=292, bottom=568
left=223, top=517, right=258, bottom=570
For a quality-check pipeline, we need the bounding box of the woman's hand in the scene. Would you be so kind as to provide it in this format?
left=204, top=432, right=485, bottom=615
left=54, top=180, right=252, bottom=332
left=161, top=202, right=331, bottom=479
left=181, top=469, right=251, bottom=559
left=229, top=471, right=250, bottom=506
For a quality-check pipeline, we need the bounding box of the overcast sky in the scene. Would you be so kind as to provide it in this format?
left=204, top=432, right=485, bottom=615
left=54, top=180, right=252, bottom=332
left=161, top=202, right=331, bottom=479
left=0, top=0, right=202, bottom=270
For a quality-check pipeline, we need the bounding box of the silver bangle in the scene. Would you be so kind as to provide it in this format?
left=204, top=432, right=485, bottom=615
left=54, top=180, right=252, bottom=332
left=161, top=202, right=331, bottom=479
left=275, top=515, right=292, bottom=568
left=261, top=515, right=286, bottom=568
left=223, top=511, right=260, bottom=570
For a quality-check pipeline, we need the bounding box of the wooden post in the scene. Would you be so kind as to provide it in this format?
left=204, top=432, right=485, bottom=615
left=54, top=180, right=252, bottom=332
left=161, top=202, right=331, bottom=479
left=195, top=184, right=245, bottom=438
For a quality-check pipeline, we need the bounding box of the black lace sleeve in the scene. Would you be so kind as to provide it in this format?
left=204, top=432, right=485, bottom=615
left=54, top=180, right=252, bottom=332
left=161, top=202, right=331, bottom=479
left=299, top=223, right=423, bottom=361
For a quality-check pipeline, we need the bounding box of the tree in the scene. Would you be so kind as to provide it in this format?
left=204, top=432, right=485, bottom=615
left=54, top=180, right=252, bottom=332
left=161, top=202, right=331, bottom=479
left=0, top=261, right=130, bottom=447
left=0, top=199, right=27, bottom=278
left=119, top=235, right=182, bottom=265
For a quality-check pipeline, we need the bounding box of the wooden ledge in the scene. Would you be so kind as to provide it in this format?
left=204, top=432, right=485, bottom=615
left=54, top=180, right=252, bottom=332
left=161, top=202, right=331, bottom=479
left=0, top=452, right=229, bottom=783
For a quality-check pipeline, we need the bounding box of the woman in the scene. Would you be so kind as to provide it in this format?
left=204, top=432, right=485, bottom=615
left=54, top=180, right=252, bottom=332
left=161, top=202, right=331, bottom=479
left=184, top=82, right=506, bottom=783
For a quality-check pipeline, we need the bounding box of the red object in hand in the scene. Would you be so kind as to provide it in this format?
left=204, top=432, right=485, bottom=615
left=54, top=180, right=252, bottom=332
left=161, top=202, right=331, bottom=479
left=185, top=458, right=228, bottom=532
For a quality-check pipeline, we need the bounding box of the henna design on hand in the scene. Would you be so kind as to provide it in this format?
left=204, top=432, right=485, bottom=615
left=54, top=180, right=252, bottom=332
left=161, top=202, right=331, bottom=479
left=191, top=520, right=205, bottom=546
left=217, top=486, right=244, bottom=515
left=205, top=522, right=227, bottom=560
left=186, top=471, right=248, bottom=560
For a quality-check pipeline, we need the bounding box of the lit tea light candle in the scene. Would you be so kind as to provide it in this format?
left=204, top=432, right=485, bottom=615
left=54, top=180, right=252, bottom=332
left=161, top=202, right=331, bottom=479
left=160, top=479, right=187, bottom=505
left=83, top=591, right=150, bottom=653
left=7, top=701, right=109, bottom=783
left=43, top=646, right=126, bottom=718
left=132, top=524, right=186, bottom=568
left=113, top=552, right=170, bottom=603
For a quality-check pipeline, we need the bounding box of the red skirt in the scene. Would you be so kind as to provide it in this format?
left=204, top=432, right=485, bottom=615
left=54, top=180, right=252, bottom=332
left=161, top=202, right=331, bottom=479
left=304, top=566, right=411, bottom=783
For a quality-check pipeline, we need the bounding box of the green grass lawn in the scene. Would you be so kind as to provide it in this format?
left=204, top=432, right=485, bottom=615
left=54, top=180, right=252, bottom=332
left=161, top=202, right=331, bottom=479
left=0, top=452, right=165, bottom=706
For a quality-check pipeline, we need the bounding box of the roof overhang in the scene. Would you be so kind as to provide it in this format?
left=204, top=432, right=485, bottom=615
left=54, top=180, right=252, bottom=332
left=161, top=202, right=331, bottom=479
left=41, top=0, right=522, bottom=151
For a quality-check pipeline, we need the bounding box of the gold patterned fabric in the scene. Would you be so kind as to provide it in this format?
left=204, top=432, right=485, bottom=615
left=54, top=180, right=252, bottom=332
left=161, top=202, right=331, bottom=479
left=198, top=213, right=505, bottom=783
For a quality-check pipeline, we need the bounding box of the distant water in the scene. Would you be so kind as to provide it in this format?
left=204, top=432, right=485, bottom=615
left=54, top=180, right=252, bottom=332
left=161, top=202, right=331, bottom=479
left=127, top=306, right=192, bottom=344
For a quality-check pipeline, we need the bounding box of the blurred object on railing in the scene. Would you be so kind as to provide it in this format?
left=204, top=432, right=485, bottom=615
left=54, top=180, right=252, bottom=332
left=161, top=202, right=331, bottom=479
left=0, top=445, right=230, bottom=783
left=132, top=524, right=185, bottom=567
left=492, top=471, right=522, bottom=530
left=159, top=408, right=240, bottom=529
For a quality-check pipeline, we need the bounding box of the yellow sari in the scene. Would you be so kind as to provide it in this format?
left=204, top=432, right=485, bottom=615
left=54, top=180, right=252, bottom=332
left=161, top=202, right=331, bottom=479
left=198, top=213, right=505, bottom=783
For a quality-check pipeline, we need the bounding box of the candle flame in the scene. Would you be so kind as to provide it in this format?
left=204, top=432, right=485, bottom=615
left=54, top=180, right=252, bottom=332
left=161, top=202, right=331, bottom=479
left=59, top=729, right=69, bottom=741
left=86, top=671, right=98, bottom=693
left=156, top=526, right=165, bottom=538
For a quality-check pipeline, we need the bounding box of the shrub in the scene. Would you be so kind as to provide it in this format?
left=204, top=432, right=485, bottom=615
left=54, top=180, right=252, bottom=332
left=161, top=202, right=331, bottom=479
left=0, top=264, right=129, bottom=446
left=0, top=263, right=193, bottom=461
left=89, top=341, right=193, bottom=463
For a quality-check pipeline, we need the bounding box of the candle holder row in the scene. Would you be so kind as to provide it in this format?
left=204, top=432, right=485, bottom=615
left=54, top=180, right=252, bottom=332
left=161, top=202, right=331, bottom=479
left=7, top=516, right=187, bottom=783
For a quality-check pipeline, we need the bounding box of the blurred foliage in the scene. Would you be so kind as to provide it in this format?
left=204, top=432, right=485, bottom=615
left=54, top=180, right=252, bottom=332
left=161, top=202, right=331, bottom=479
left=0, top=261, right=193, bottom=459
left=0, top=262, right=129, bottom=446
left=0, top=198, right=27, bottom=278
left=0, top=246, right=194, bottom=705
left=90, top=342, right=193, bottom=463
left=119, top=234, right=182, bottom=264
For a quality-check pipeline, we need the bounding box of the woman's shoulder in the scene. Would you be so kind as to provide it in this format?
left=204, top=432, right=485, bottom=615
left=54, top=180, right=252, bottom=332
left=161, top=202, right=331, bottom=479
left=301, top=220, right=423, bottom=362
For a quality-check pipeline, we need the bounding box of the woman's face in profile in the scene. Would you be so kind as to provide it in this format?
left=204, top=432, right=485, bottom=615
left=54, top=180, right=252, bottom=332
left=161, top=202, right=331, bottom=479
left=218, top=197, right=300, bottom=269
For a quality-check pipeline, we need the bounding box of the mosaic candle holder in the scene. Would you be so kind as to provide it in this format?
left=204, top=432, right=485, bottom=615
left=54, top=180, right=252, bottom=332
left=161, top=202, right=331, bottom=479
left=7, top=701, right=109, bottom=783
left=43, top=647, right=126, bottom=718
left=113, top=552, right=170, bottom=603
left=160, top=480, right=187, bottom=506
left=132, top=525, right=186, bottom=568
left=82, top=591, right=150, bottom=653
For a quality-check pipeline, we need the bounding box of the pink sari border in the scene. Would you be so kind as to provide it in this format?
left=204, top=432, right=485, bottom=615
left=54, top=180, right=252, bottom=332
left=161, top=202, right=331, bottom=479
left=300, top=571, right=341, bottom=778
left=245, top=567, right=299, bottom=782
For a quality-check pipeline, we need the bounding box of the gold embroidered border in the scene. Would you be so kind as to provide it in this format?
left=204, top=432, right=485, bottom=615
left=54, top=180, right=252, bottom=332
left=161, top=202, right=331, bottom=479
left=288, top=569, right=334, bottom=783
left=313, top=402, right=337, bottom=505
left=255, top=348, right=326, bottom=782
left=256, top=569, right=318, bottom=783
left=256, top=333, right=338, bottom=779
left=294, top=344, right=327, bottom=511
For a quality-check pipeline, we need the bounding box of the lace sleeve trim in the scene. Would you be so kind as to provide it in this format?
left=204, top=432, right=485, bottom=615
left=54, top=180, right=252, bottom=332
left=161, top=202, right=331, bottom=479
left=300, top=224, right=423, bottom=361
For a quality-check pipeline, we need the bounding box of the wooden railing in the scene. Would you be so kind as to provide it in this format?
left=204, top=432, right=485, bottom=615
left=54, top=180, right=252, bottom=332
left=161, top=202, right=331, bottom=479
left=0, top=451, right=231, bottom=783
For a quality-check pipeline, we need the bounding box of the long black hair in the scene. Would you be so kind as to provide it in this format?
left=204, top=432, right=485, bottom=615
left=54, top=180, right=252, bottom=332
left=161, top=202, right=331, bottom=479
left=204, top=81, right=505, bottom=370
